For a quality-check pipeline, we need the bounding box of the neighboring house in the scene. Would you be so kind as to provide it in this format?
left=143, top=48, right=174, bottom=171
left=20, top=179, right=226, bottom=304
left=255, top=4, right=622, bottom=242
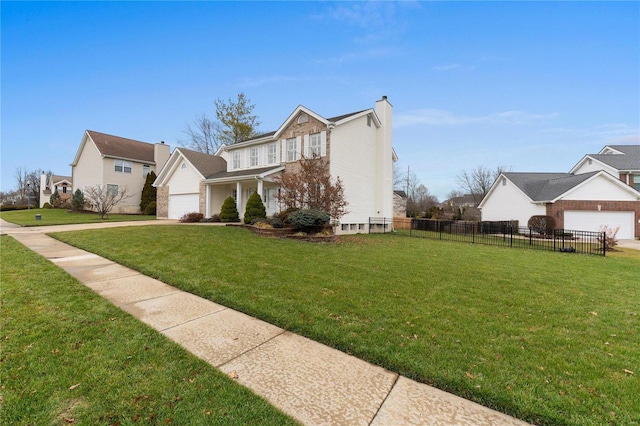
left=479, top=170, right=640, bottom=239
left=393, top=190, right=407, bottom=217
left=155, top=97, right=396, bottom=234
left=153, top=147, right=227, bottom=219
left=39, top=174, right=73, bottom=207
left=569, top=144, right=640, bottom=191
left=71, top=130, right=170, bottom=214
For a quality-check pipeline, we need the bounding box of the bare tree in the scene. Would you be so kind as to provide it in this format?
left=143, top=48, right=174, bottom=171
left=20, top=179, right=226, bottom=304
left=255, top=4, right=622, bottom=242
left=407, top=182, right=438, bottom=217
left=393, top=163, right=406, bottom=190
left=455, top=165, right=510, bottom=205
left=215, top=92, right=261, bottom=145
left=83, top=185, right=133, bottom=219
left=273, top=155, right=348, bottom=221
left=14, top=166, right=28, bottom=203
left=183, top=114, right=221, bottom=154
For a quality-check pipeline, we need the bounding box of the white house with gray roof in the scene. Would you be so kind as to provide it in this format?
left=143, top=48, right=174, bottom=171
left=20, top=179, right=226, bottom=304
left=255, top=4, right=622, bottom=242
left=155, top=97, right=397, bottom=234
left=479, top=144, right=640, bottom=239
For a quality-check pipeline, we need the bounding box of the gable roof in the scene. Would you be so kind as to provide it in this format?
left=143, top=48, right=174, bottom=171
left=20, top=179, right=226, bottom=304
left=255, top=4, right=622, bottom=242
left=71, top=130, right=158, bottom=166
left=153, top=147, right=227, bottom=187
left=226, top=105, right=380, bottom=149
left=570, top=144, right=640, bottom=173
left=502, top=172, right=599, bottom=202
left=50, top=175, right=72, bottom=185
left=178, top=147, right=227, bottom=177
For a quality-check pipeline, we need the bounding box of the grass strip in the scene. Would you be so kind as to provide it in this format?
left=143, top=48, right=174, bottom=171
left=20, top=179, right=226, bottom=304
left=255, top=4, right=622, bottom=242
left=0, top=208, right=156, bottom=226
left=0, top=235, right=298, bottom=425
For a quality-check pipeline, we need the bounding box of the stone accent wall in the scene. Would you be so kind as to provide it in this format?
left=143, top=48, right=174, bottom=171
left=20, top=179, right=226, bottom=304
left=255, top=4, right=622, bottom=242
left=156, top=186, right=169, bottom=219
left=199, top=182, right=206, bottom=215
left=546, top=200, right=640, bottom=237
left=280, top=112, right=331, bottom=161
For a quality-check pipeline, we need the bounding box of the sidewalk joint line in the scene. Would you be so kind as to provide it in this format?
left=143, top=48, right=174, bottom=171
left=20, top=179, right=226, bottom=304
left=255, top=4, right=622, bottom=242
left=216, top=328, right=287, bottom=368
left=368, top=372, right=400, bottom=425
left=158, top=307, right=230, bottom=332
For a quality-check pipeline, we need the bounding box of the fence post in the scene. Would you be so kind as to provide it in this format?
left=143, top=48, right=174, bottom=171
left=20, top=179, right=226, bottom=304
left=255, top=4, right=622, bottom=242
left=439, top=220, right=443, bottom=240
left=603, top=231, right=606, bottom=256
left=510, top=226, right=513, bottom=247
left=529, top=227, right=532, bottom=246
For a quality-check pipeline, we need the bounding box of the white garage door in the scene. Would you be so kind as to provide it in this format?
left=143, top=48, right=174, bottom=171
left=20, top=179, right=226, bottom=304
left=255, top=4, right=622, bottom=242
left=565, top=211, right=635, bottom=239
left=168, top=194, right=199, bottom=220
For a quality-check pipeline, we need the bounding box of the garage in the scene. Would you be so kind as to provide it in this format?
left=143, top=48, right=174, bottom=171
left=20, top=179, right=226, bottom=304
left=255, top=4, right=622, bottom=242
left=564, top=211, right=635, bottom=239
left=168, top=193, right=199, bottom=220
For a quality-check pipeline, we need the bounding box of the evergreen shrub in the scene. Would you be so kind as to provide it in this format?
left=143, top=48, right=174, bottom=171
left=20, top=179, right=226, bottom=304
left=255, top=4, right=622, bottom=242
left=219, top=196, right=240, bottom=222
left=244, top=192, right=266, bottom=224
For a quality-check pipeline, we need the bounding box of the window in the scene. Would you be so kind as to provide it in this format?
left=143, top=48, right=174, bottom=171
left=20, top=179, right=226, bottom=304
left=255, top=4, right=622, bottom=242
left=115, top=159, right=132, bottom=173
left=232, top=151, right=241, bottom=169
left=250, top=147, right=259, bottom=167
left=267, top=143, right=277, bottom=164
left=634, top=175, right=640, bottom=192
left=107, top=184, right=119, bottom=195
left=181, top=163, right=187, bottom=170
left=143, top=164, right=150, bottom=177
left=286, top=138, right=297, bottom=162
left=62, top=184, right=68, bottom=194
left=309, top=133, right=321, bottom=157
left=263, top=188, right=277, bottom=209
left=230, top=189, right=237, bottom=201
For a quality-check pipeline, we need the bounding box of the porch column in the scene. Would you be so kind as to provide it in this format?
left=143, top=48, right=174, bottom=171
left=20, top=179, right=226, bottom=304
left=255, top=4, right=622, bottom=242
left=236, top=181, right=243, bottom=215
left=205, top=184, right=210, bottom=218
left=257, top=178, right=264, bottom=200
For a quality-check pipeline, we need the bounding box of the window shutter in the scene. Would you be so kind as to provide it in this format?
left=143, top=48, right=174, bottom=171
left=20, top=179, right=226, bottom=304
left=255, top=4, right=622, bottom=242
left=320, top=131, right=327, bottom=157
left=303, top=134, right=309, bottom=158
left=281, top=139, right=286, bottom=162
left=296, top=136, right=302, bottom=161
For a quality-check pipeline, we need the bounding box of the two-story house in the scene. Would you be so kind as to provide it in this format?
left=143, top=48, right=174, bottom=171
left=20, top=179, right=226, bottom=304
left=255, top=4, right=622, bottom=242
left=155, top=97, right=396, bottom=233
left=71, top=130, right=170, bottom=214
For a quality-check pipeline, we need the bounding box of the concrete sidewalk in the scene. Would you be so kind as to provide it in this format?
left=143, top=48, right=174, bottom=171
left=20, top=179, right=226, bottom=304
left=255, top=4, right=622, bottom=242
left=3, top=220, right=530, bottom=425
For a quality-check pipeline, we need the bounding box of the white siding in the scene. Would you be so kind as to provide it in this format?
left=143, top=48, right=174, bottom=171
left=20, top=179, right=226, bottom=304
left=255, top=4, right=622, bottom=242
left=168, top=159, right=202, bottom=195
left=481, top=179, right=546, bottom=225
left=573, top=160, right=618, bottom=176
left=564, top=175, right=638, bottom=201
left=330, top=116, right=379, bottom=225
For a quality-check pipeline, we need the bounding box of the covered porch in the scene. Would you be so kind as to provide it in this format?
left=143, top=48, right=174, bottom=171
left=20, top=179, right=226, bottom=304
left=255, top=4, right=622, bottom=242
left=203, top=166, right=284, bottom=219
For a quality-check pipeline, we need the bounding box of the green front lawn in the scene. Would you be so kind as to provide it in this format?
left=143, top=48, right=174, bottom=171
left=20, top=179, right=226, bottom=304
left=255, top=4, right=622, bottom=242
left=52, top=226, right=640, bottom=425
left=0, top=235, right=298, bottom=425
left=0, top=208, right=156, bottom=226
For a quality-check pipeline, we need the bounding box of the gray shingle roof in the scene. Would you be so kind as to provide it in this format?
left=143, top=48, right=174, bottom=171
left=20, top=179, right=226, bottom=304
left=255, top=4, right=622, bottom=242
left=590, top=144, right=640, bottom=171
left=87, top=130, right=156, bottom=163
left=504, top=171, right=599, bottom=202
left=177, top=148, right=227, bottom=177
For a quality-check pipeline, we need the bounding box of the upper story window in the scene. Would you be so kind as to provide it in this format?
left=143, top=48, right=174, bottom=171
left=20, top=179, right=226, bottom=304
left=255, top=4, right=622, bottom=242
left=286, top=138, right=297, bottom=162
left=309, top=133, right=322, bottom=157
left=232, top=151, right=241, bottom=169
left=267, top=143, right=277, bottom=164
left=250, top=147, right=259, bottom=167
left=634, top=175, right=640, bottom=192
left=143, top=164, right=150, bottom=177
left=115, top=159, right=132, bottom=173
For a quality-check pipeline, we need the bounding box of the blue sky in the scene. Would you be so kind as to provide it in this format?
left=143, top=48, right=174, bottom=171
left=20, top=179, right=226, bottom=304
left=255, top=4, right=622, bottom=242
left=2, top=1, right=638, bottom=200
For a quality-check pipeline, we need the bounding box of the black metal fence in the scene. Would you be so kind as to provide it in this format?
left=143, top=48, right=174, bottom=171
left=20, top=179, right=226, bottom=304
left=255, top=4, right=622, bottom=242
left=405, top=219, right=606, bottom=256
left=368, top=217, right=393, bottom=234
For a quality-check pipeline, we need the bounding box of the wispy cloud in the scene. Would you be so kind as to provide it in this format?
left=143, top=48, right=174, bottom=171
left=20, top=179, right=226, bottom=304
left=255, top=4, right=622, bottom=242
left=396, top=109, right=558, bottom=127
left=541, top=123, right=639, bottom=144
left=430, top=63, right=477, bottom=72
